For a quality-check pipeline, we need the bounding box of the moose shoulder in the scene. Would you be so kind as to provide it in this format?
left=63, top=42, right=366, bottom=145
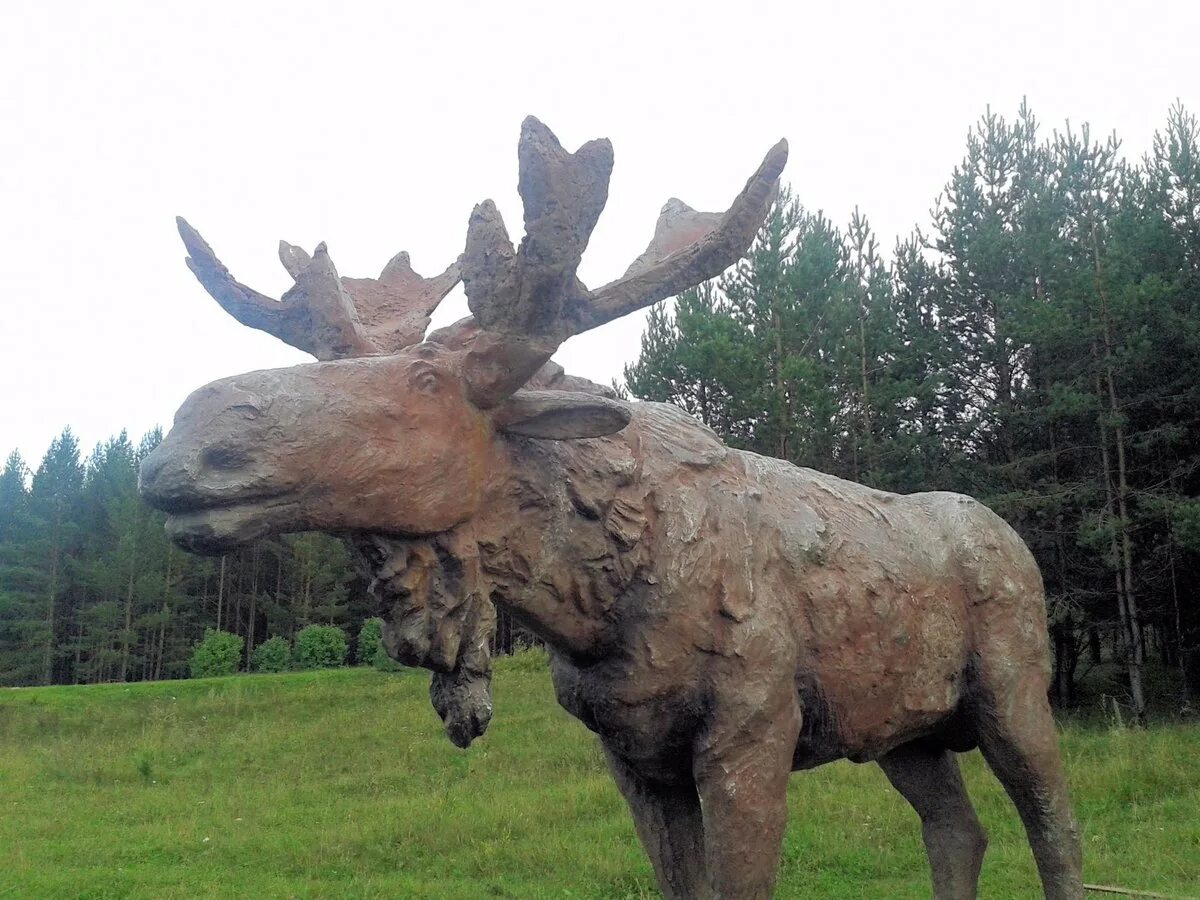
left=140, top=118, right=1084, bottom=899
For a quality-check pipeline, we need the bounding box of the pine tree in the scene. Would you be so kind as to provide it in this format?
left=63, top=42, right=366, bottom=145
left=3, top=102, right=1197, bottom=714
left=0, top=450, right=37, bottom=683
left=624, top=102, right=1200, bottom=716
left=0, top=450, right=28, bottom=540
left=623, top=283, right=760, bottom=444
left=26, top=429, right=84, bottom=684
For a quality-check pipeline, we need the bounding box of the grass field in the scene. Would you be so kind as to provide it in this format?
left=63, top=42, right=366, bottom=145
left=2, top=655, right=1198, bottom=899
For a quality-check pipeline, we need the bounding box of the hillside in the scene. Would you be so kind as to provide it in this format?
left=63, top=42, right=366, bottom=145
left=2, top=656, right=1198, bottom=898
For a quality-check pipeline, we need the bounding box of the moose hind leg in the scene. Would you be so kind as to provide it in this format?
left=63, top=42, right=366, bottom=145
left=878, top=741, right=987, bottom=900
left=978, top=673, right=1084, bottom=899
left=603, top=748, right=709, bottom=900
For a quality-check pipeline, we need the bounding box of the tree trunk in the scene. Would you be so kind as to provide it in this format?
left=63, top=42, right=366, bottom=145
left=155, top=552, right=172, bottom=681
left=1166, top=499, right=1193, bottom=713
left=1093, top=232, right=1145, bottom=725
left=246, top=546, right=260, bottom=668
left=234, top=549, right=245, bottom=638
left=772, top=309, right=789, bottom=460
left=302, top=568, right=312, bottom=627
left=216, top=554, right=227, bottom=631
left=990, top=291, right=1016, bottom=467
left=1052, top=613, right=1079, bottom=708
left=119, top=533, right=139, bottom=682
left=44, top=516, right=62, bottom=684
left=275, top=548, right=284, bottom=641
left=858, top=300, right=873, bottom=479
left=44, top=566, right=58, bottom=684
left=72, top=620, right=82, bottom=684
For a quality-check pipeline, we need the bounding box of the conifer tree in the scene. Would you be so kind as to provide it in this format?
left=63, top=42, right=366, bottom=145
left=27, top=429, right=84, bottom=683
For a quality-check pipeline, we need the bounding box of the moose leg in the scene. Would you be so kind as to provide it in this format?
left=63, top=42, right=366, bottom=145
left=878, top=742, right=987, bottom=899
left=603, top=747, right=709, bottom=900
left=692, top=698, right=801, bottom=899
left=978, top=672, right=1084, bottom=900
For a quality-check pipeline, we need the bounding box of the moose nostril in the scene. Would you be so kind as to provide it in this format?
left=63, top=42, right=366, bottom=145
left=202, top=446, right=250, bottom=471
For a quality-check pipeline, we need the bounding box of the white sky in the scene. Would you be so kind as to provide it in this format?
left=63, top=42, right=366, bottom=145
left=2, top=0, right=1197, bottom=467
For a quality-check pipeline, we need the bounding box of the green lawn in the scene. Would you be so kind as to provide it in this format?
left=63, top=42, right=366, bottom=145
left=1, top=656, right=1197, bottom=899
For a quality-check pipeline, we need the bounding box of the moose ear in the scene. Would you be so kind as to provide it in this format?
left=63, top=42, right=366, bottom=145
left=493, top=390, right=632, bottom=440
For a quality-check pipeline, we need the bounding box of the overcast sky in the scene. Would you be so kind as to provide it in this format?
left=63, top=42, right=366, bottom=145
left=2, top=0, right=1197, bottom=467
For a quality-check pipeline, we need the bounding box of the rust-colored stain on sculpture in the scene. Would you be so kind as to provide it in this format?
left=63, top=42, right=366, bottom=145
left=140, top=118, right=1084, bottom=899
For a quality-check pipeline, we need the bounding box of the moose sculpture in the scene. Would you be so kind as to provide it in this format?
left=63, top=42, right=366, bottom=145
left=139, top=118, right=1084, bottom=899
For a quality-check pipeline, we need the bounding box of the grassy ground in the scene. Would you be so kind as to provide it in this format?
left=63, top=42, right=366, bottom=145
left=1, top=655, right=1198, bottom=899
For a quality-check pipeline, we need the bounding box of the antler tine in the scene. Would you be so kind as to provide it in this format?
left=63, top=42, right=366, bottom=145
left=341, top=252, right=463, bottom=355
left=179, top=218, right=462, bottom=359
left=178, top=217, right=297, bottom=346
left=457, top=118, right=614, bottom=406
left=177, top=217, right=375, bottom=361
left=278, top=240, right=312, bottom=279
left=583, top=138, right=788, bottom=332
left=462, top=116, right=613, bottom=339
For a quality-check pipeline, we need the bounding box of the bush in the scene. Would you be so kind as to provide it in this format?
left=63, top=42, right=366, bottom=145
left=293, top=625, right=347, bottom=670
left=356, top=618, right=382, bottom=665
left=252, top=636, right=291, bottom=673
left=356, top=618, right=402, bottom=671
left=189, top=629, right=244, bottom=678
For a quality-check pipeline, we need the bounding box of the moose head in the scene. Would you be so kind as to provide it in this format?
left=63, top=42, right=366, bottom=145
left=140, top=118, right=787, bottom=555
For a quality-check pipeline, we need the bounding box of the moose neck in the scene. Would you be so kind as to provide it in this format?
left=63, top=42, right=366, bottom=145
left=351, top=428, right=643, bottom=663
left=466, top=432, right=643, bottom=661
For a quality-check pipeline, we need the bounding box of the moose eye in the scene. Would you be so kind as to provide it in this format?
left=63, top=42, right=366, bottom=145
left=202, top=446, right=250, bottom=471
left=413, top=370, right=440, bottom=394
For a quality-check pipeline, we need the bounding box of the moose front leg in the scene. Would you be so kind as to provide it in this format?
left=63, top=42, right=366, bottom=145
left=692, top=695, right=801, bottom=899
left=603, top=747, right=710, bottom=900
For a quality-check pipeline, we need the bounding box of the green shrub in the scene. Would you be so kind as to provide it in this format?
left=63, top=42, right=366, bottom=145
left=373, top=644, right=402, bottom=672
left=356, top=618, right=402, bottom=671
left=356, top=618, right=382, bottom=665
left=252, top=636, right=291, bottom=673
left=293, top=625, right=347, bottom=670
left=189, top=629, right=244, bottom=678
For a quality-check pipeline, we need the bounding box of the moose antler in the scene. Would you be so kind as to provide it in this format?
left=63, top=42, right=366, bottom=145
left=588, top=141, right=787, bottom=329
left=176, top=117, right=785, bottom=397
left=461, top=117, right=613, bottom=339
left=451, top=117, right=788, bottom=406
left=177, top=217, right=460, bottom=360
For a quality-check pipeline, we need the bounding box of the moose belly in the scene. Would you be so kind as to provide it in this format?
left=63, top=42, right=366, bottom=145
left=795, top=574, right=973, bottom=765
